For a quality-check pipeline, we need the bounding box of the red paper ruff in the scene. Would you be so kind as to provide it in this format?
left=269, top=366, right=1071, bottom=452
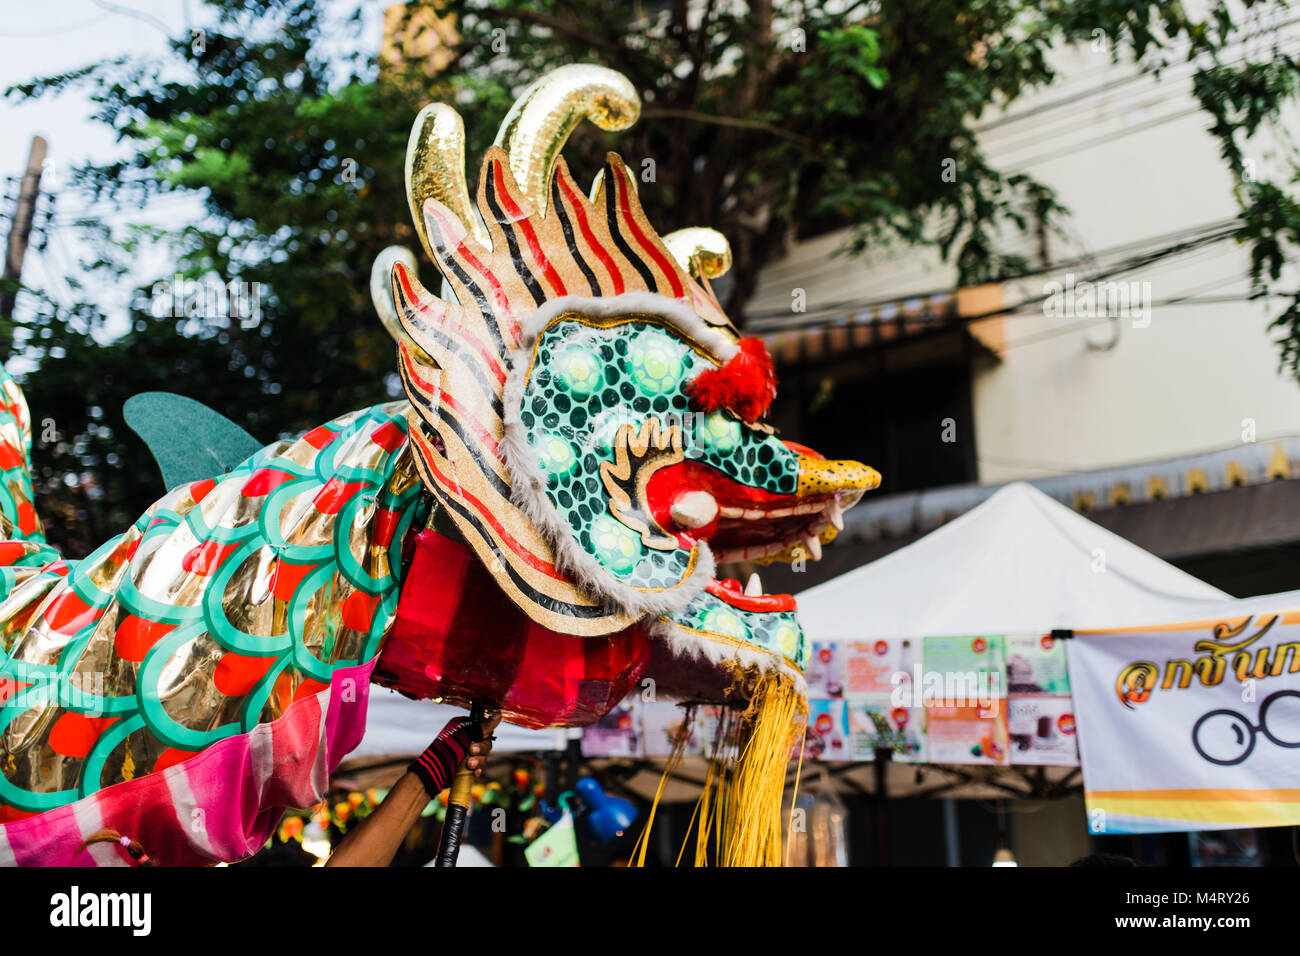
left=685, top=337, right=777, bottom=423
left=374, top=530, right=651, bottom=729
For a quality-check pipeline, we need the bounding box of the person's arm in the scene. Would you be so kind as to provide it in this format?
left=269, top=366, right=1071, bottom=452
left=325, top=711, right=502, bottom=867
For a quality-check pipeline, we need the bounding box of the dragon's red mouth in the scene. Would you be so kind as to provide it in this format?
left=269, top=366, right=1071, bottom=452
left=645, top=457, right=856, bottom=613
left=705, top=577, right=797, bottom=612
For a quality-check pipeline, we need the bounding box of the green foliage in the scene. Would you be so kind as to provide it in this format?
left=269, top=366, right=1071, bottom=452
left=4, top=0, right=1300, bottom=553
left=1185, top=27, right=1300, bottom=378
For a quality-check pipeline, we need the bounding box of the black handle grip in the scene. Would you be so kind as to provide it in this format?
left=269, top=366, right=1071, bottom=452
left=432, top=702, right=488, bottom=868
left=435, top=804, right=469, bottom=867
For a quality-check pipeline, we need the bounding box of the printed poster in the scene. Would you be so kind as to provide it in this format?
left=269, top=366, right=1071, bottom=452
left=916, top=636, right=1008, bottom=764
left=1007, top=697, right=1078, bottom=766
left=693, top=705, right=731, bottom=757
left=1069, top=613, right=1300, bottom=833
left=1006, top=633, right=1071, bottom=695
left=924, top=702, right=1010, bottom=765
left=525, top=811, right=580, bottom=867
left=806, top=641, right=844, bottom=698
left=1005, top=633, right=1077, bottom=766
left=804, top=699, right=851, bottom=762
left=640, top=699, right=697, bottom=756
left=848, top=700, right=926, bottom=762
left=921, top=635, right=1007, bottom=695
left=844, top=638, right=919, bottom=696
left=581, top=696, right=641, bottom=757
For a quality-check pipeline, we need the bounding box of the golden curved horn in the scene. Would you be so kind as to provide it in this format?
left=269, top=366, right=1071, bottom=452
left=494, top=64, right=640, bottom=216
left=406, top=103, right=490, bottom=257
left=663, top=227, right=733, bottom=280
left=370, top=245, right=435, bottom=364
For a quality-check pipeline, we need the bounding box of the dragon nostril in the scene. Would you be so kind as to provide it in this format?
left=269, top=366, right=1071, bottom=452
left=669, top=491, right=718, bottom=528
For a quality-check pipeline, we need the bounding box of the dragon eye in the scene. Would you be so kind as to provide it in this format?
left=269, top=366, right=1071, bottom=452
left=669, top=491, right=718, bottom=528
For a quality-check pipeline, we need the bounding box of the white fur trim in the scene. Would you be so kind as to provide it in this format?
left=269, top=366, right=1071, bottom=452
left=649, top=617, right=808, bottom=696
left=515, top=292, right=740, bottom=362
left=501, top=293, right=731, bottom=618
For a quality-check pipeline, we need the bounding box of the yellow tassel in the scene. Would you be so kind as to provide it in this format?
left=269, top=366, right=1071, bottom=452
left=697, top=706, right=736, bottom=866
left=720, top=669, right=807, bottom=866
left=630, top=704, right=695, bottom=867
left=632, top=669, right=806, bottom=868
left=784, top=732, right=806, bottom=866
left=676, top=705, right=736, bottom=867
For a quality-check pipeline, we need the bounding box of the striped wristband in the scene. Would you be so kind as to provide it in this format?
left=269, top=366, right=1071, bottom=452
left=408, top=717, right=478, bottom=797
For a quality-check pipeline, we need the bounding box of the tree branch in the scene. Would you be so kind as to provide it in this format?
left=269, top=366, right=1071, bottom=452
left=640, top=107, right=812, bottom=146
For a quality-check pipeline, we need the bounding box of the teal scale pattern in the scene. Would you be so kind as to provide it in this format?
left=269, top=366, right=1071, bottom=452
left=519, top=319, right=800, bottom=589
left=666, top=589, right=809, bottom=671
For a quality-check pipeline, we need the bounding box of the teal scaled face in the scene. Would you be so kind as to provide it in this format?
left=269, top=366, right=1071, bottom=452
left=519, top=316, right=800, bottom=590
left=663, top=589, right=809, bottom=671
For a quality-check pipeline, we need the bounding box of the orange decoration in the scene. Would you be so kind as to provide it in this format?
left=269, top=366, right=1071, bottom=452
left=49, top=713, right=117, bottom=759
left=269, top=559, right=316, bottom=602
left=113, top=616, right=178, bottom=662
left=213, top=652, right=279, bottom=697
left=44, top=591, right=99, bottom=636
left=341, top=590, right=380, bottom=632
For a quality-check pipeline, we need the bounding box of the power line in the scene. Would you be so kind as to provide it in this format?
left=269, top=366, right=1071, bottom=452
left=982, top=227, right=1248, bottom=321
left=989, top=269, right=1274, bottom=353
left=747, top=217, right=1244, bottom=327
left=975, top=14, right=1300, bottom=136
left=752, top=224, right=1254, bottom=361
left=88, top=0, right=175, bottom=39
left=975, top=29, right=1300, bottom=176
left=0, top=14, right=112, bottom=37
left=1006, top=103, right=1214, bottom=173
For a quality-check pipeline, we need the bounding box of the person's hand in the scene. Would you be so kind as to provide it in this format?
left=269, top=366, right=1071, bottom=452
left=408, top=711, right=505, bottom=796
left=465, top=710, right=503, bottom=776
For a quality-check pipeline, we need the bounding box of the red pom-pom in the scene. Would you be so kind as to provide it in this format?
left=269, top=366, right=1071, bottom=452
left=686, top=337, right=777, bottom=423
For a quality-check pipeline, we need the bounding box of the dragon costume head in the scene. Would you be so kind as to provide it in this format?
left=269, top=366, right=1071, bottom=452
left=375, top=65, right=879, bottom=705
left=0, top=63, right=878, bottom=868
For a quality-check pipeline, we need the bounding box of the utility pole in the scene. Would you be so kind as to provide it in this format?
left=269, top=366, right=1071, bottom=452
left=1, top=135, right=49, bottom=358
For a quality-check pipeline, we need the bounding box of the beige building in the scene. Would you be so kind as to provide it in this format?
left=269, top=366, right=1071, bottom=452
left=749, top=20, right=1300, bottom=599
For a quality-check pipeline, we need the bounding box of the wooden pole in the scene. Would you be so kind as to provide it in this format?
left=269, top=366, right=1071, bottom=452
left=872, top=748, right=890, bottom=865
left=1, top=136, right=48, bottom=355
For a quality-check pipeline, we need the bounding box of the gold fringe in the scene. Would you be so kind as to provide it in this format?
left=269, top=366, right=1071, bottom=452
left=630, top=704, right=695, bottom=867
left=633, top=668, right=807, bottom=868
left=783, top=732, right=807, bottom=866
left=720, top=669, right=807, bottom=866
left=676, top=704, right=736, bottom=866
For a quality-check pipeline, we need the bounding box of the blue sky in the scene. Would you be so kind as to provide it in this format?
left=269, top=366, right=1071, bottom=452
left=0, top=0, right=386, bottom=351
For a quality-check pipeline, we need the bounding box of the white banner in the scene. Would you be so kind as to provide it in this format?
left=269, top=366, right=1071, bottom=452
left=1069, top=612, right=1300, bottom=833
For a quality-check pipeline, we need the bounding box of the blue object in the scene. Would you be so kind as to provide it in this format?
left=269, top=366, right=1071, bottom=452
left=537, top=791, right=572, bottom=825
left=576, top=777, right=638, bottom=842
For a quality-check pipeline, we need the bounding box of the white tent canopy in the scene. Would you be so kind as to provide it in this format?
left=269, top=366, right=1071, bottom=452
left=796, top=482, right=1232, bottom=640
left=348, top=689, right=570, bottom=764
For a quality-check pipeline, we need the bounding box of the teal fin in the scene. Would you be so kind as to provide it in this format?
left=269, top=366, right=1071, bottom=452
left=123, top=392, right=263, bottom=490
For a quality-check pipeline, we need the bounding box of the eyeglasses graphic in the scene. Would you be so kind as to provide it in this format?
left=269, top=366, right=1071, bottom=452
left=1191, top=690, right=1300, bottom=766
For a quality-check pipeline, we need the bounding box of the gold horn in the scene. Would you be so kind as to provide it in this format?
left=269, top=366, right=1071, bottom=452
left=406, top=103, right=490, bottom=257
left=663, top=227, right=733, bottom=280
left=494, top=64, right=640, bottom=216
